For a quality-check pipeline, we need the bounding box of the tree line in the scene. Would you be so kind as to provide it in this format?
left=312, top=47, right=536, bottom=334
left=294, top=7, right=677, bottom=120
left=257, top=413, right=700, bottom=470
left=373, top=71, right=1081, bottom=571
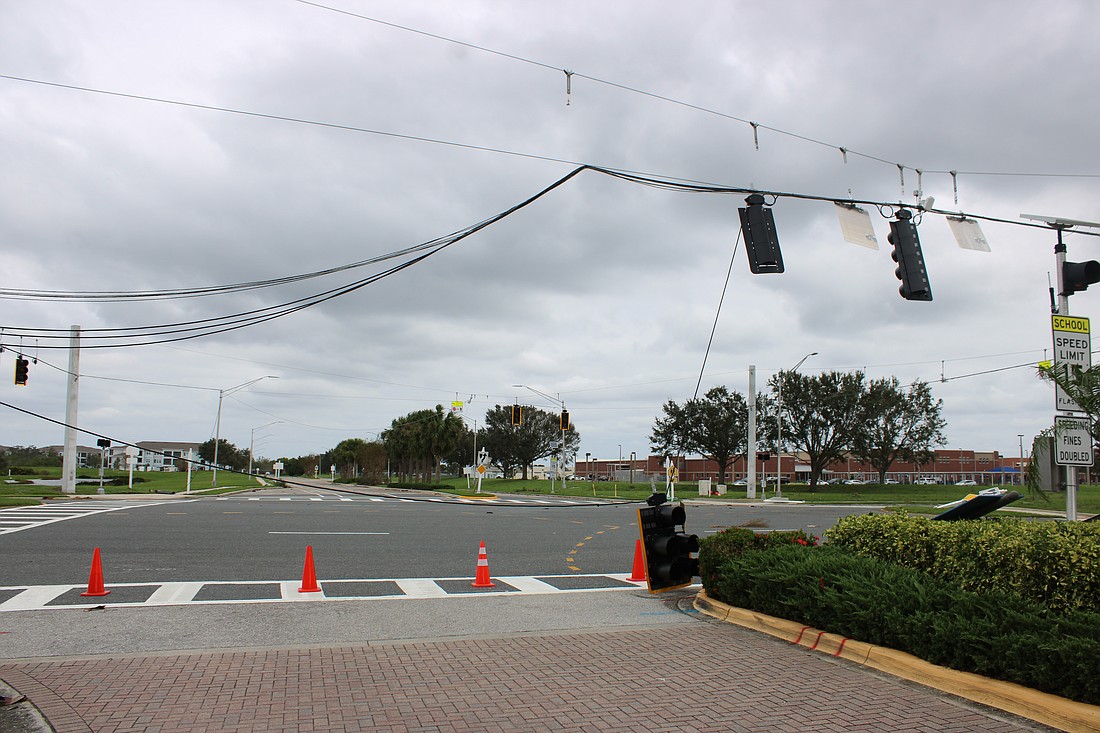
left=650, top=370, right=946, bottom=486
left=274, top=404, right=578, bottom=484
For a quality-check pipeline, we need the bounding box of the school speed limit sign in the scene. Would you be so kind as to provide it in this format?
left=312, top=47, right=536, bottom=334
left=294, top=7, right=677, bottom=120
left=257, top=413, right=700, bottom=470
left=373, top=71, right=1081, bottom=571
left=1054, top=415, right=1094, bottom=466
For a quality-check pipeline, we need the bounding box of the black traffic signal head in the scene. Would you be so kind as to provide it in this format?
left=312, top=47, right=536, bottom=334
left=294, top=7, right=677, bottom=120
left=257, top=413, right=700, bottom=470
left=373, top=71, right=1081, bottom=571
left=738, top=193, right=785, bottom=274
left=1062, top=260, right=1100, bottom=295
left=510, top=404, right=523, bottom=425
left=559, top=409, right=569, bottom=430
left=637, top=502, right=700, bottom=593
left=14, top=357, right=29, bottom=386
left=888, top=209, right=933, bottom=301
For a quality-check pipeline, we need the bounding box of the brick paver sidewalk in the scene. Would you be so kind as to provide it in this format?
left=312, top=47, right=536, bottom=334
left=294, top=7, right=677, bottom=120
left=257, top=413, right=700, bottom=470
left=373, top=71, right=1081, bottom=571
left=0, top=620, right=1050, bottom=733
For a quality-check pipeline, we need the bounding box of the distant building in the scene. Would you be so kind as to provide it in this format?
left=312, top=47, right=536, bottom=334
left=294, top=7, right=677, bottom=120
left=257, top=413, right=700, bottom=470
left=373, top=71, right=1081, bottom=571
left=126, top=441, right=204, bottom=472
left=576, top=448, right=1033, bottom=486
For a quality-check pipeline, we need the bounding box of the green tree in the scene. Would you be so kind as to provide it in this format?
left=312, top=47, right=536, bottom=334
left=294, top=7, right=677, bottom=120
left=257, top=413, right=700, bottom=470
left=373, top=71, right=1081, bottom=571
left=198, top=438, right=247, bottom=471
left=382, top=405, right=464, bottom=483
left=479, top=405, right=579, bottom=479
left=851, top=377, right=946, bottom=484
left=771, top=370, right=866, bottom=487
left=650, top=386, right=774, bottom=483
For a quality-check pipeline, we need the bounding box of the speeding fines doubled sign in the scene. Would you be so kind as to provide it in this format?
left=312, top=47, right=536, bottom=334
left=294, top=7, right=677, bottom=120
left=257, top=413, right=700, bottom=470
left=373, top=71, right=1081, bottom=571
left=1055, top=415, right=1093, bottom=467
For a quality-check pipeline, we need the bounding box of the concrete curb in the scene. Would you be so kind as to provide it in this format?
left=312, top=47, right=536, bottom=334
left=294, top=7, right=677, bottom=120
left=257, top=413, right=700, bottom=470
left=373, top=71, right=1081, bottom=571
left=694, top=591, right=1100, bottom=733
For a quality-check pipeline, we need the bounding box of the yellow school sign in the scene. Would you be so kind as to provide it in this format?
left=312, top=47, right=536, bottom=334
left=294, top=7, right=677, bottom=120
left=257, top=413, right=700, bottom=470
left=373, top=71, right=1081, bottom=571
left=1051, top=315, right=1091, bottom=413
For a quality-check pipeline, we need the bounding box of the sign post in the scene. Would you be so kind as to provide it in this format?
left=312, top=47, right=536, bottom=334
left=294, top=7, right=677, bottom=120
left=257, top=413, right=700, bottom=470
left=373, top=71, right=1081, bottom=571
left=1051, top=314, right=1092, bottom=521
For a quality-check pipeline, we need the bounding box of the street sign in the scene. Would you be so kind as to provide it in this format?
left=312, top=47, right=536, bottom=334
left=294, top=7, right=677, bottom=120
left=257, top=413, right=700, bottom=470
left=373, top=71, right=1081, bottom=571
left=1054, top=415, right=1093, bottom=466
left=1052, top=315, right=1091, bottom=413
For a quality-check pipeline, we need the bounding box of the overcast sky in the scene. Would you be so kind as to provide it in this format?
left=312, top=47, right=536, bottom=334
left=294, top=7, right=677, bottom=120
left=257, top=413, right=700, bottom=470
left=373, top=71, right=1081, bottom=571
left=3, top=0, right=1099, bottom=469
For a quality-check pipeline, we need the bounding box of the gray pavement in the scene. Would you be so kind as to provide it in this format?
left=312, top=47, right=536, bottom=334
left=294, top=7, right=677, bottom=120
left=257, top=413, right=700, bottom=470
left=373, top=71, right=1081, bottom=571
left=0, top=589, right=1063, bottom=732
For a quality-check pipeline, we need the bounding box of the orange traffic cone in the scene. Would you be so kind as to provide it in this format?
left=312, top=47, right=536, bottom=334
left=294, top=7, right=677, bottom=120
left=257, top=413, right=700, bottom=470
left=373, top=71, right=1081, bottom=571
left=298, top=545, right=322, bottom=593
left=628, top=539, right=648, bottom=582
left=80, top=547, right=111, bottom=597
left=471, top=540, right=495, bottom=588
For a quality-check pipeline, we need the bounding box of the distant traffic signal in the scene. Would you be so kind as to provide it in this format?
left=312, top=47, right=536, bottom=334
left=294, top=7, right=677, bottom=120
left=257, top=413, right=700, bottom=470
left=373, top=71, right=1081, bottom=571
left=637, top=494, right=699, bottom=593
left=559, top=410, right=570, bottom=430
left=510, top=404, right=523, bottom=425
left=1062, top=260, right=1100, bottom=295
left=738, top=193, right=785, bottom=274
left=888, top=209, right=933, bottom=301
left=14, top=357, right=29, bottom=386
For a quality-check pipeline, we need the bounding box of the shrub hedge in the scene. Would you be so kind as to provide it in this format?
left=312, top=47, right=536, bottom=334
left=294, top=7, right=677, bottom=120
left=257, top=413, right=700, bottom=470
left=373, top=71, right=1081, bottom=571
left=825, top=513, right=1100, bottom=615
left=699, top=535, right=1100, bottom=705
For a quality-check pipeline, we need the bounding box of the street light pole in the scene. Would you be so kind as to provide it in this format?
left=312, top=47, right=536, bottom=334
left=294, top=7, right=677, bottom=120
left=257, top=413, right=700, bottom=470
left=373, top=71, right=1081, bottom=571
left=249, top=421, right=282, bottom=477
left=213, top=376, right=278, bottom=486
left=1019, top=434, right=1025, bottom=487
left=775, top=352, right=817, bottom=499
left=513, top=384, right=569, bottom=493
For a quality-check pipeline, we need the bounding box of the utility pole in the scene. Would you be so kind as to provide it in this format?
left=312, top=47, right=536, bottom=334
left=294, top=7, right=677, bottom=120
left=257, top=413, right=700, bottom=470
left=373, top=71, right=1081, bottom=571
left=61, top=325, right=81, bottom=494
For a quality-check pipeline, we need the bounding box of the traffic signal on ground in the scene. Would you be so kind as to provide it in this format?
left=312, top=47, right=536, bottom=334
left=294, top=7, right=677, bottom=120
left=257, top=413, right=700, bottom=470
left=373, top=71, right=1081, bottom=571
left=559, top=410, right=570, bottom=430
left=888, top=209, right=933, bottom=301
left=510, top=404, right=523, bottom=425
left=14, top=357, right=29, bottom=386
left=1062, top=260, right=1100, bottom=295
left=637, top=494, right=699, bottom=593
left=738, top=193, right=785, bottom=274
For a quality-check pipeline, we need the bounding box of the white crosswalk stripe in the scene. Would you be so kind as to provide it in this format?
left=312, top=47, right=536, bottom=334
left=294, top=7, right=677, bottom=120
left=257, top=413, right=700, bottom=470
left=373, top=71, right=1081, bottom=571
left=0, top=500, right=181, bottom=535
left=0, top=573, right=652, bottom=611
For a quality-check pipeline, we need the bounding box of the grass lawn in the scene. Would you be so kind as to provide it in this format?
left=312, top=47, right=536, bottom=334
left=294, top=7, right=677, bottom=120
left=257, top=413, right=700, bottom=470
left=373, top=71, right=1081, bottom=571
left=423, top=477, right=1100, bottom=515
left=1, top=468, right=263, bottom=506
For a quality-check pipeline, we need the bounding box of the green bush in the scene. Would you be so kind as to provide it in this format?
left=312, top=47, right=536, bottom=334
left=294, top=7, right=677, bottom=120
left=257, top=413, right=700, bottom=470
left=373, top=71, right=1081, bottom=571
left=825, top=513, right=1100, bottom=615
left=701, top=540, right=1100, bottom=705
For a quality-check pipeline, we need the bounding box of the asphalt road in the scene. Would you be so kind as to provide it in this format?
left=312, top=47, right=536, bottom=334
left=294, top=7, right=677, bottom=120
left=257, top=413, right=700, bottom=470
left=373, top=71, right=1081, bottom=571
left=0, top=485, right=881, bottom=587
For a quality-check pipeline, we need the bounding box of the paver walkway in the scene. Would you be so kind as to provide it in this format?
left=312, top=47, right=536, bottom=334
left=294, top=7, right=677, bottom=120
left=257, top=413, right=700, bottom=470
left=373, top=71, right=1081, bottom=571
left=2, top=621, right=1051, bottom=732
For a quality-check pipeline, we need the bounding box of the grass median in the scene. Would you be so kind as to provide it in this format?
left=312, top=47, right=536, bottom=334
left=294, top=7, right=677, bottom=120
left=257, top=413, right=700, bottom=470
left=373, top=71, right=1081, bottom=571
left=1, top=468, right=263, bottom=506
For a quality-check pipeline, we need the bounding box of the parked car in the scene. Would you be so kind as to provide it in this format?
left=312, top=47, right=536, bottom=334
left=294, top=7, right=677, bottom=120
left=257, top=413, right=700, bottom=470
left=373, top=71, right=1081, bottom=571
left=955, top=479, right=978, bottom=486
left=842, top=478, right=866, bottom=485
left=883, top=479, right=899, bottom=485
left=915, top=477, right=939, bottom=485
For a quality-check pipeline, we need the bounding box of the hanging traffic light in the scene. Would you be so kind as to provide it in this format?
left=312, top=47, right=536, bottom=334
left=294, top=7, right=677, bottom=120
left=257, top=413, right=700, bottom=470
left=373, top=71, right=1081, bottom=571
left=510, top=404, right=523, bottom=425
left=14, top=357, right=29, bottom=386
left=559, top=409, right=570, bottom=430
left=1062, top=260, right=1100, bottom=295
left=738, top=193, right=785, bottom=274
left=888, top=209, right=933, bottom=301
left=637, top=494, right=699, bottom=593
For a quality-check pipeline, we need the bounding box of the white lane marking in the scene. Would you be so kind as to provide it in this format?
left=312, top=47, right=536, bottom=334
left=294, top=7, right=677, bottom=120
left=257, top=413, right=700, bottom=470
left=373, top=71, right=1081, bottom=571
left=268, top=531, right=389, bottom=535
left=497, top=576, right=559, bottom=593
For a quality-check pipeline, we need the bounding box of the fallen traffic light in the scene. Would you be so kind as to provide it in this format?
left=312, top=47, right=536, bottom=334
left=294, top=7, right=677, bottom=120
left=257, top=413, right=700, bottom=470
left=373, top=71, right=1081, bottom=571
left=888, top=209, right=933, bottom=301
left=637, top=495, right=699, bottom=593
left=738, top=193, right=785, bottom=274
left=14, top=357, right=29, bottom=386
left=1062, top=260, right=1100, bottom=295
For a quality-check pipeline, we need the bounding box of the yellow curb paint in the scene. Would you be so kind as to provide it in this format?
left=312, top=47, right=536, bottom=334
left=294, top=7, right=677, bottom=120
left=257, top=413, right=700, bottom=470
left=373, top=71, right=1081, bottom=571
left=694, top=591, right=1100, bottom=733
